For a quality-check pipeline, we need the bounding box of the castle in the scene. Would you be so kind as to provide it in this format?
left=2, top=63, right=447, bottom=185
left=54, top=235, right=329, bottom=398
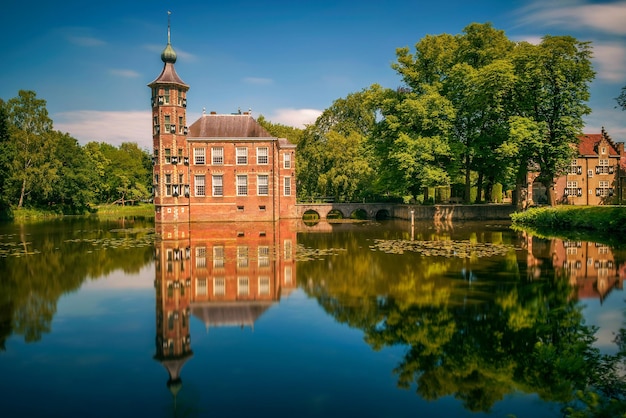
left=149, top=18, right=296, bottom=223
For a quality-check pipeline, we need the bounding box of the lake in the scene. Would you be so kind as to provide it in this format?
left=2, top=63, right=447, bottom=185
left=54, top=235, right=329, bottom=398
left=0, top=217, right=624, bottom=418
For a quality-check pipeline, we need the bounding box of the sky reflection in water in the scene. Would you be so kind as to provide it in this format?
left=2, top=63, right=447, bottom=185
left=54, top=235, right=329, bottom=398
left=0, top=218, right=623, bottom=418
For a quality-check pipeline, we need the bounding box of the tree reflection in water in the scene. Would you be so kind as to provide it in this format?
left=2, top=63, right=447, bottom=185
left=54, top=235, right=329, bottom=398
left=298, top=221, right=626, bottom=416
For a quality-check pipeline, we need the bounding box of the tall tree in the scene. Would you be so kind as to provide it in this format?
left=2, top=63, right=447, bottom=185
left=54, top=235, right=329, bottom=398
left=5, top=90, right=57, bottom=208
left=510, top=36, right=594, bottom=206
left=0, top=99, right=12, bottom=216
left=393, top=23, right=515, bottom=203
left=256, top=115, right=304, bottom=145
left=297, top=88, right=379, bottom=201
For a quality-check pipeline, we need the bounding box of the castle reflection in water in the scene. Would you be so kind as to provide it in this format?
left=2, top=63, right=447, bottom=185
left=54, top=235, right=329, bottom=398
left=151, top=220, right=625, bottom=397
left=153, top=220, right=297, bottom=395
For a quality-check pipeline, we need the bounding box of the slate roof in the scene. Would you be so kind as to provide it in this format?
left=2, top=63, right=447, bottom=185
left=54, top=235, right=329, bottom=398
left=148, top=62, right=188, bottom=88
left=188, top=114, right=274, bottom=139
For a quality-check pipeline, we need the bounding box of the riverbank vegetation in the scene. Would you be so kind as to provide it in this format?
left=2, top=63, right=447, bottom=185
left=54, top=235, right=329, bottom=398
left=511, top=206, right=626, bottom=234
left=0, top=91, right=151, bottom=220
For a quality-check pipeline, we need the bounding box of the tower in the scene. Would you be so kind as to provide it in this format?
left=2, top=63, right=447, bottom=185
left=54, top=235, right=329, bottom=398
left=148, top=12, right=190, bottom=223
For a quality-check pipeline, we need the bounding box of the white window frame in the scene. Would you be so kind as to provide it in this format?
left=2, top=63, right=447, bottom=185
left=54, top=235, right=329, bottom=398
left=258, top=246, right=270, bottom=267
left=196, top=278, right=207, bottom=296
left=238, top=277, right=249, bottom=296
left=237, top=175, right=248, bottom=196
left=284, top=153, right=291, bottom=169
left=196, top=247, right=207, bottom=268
left=194, top=148, right=206, bottom=165
left=284, top=176, right=291, bottom=196
left=257, top=147, right=268, bottom=165
left=213, top=246, right=225, bottom=269
left=212, top=147, right=224, bottom=165
left=213, top=277, right=225, bottom=296
left=257, top=175, right=269, bottom=196
left=236, top=147, right=248, bottom=165
left=195, top=175, right=206, bottom=196
left=259, top=276, right=270, bottom=296
left=212, top=175, right=223, bottom=197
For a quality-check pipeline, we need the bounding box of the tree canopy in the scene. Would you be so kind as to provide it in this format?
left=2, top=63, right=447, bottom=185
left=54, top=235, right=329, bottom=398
left=0, top=90, right=152, bottom=216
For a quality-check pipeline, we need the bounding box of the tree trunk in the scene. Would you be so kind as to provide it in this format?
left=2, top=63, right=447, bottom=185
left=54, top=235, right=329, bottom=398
left=18, top=178, right=26, bottom=208
left=476, top=172, right=484, bottom=204
left=464, top=153, right=471, bottom=204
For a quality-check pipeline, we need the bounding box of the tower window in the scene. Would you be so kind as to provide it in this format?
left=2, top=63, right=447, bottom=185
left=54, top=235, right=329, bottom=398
left=164, top=87, right=170, bottom=104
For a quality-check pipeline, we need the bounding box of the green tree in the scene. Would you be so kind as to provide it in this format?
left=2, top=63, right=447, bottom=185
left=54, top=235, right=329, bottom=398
left=0, top=99, right=13, bottom=216
left=297, top=88, right=379, bottom=201
left=371, top=85, right=455, bottom=201
left=393, top=23, right=516, bottom=203
left=256, top=115, right=304, bottom=145
left=5, top=90, right=57, bottom=208
left=510, top=36, right=594, bottom=206
left=49, top=131, right=97, bottom=213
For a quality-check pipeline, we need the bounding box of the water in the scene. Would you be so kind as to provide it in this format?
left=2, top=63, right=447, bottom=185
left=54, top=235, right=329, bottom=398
left=0, top=217, right=624, bottom=418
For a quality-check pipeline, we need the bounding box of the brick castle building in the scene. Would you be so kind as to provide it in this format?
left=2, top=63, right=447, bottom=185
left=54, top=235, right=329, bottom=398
left=149, top=19, right=296, bottom=223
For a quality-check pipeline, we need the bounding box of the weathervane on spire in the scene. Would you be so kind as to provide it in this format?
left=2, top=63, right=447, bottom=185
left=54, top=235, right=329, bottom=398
left=167, top=11, right=172, bottom=44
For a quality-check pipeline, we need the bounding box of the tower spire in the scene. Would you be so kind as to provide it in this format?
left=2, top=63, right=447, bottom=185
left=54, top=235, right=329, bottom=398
left=161, top=11, right=177, bottom=64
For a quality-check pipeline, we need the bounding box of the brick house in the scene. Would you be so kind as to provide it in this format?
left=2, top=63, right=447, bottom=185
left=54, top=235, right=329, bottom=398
left=149, top=22, right=296, bottom=223
left=526, top=128, right=625, bottom=206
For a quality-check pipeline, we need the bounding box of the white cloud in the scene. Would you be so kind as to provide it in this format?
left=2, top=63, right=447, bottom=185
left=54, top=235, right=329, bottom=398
left=583, top=107, right=626, bottom=138
left=517, top=0, right=626, bottom=35
left=66, top=35, right=106, bottom=47
left=243, top=77, right=273, bottom=85
left=267, top=108, right=322, bottom=128
left=54, top=110, right=152, bottom=149
left=109, top=69, right=141, bottom=78
left=591, top=42, right=626, bottom=82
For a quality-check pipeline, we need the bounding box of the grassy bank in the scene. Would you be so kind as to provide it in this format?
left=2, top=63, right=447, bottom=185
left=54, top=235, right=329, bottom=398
left=6, top=203, right=155, bottom=223
left=511, top=206, right=626, bottom=233
left=93, top=203, right=155, bottom=218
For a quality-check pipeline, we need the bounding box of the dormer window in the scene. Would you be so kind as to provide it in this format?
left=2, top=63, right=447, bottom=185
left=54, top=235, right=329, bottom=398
left=601, top=146, right=606, bottom=154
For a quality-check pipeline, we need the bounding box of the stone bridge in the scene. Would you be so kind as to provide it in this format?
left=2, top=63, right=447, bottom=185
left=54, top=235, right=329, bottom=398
left=296, top=203, right=394, bottom=220
left=296, top=203, right=516, bottom=222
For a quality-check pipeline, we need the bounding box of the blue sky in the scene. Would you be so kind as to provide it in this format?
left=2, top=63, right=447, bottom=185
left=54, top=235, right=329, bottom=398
left=2, top=0, right=625, bottom=149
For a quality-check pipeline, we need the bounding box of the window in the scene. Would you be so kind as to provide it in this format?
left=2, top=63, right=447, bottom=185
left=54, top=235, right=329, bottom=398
left=213, top=246, right=225, bottom=269
left=194, top=148, right=205, bottom=165
left=597, top=159, right=610, bottom=174
left=258, top=246, right=270, bottom=267
left=237, top=175, right=248, bottom=196
left=196, top=247, right=207, bottom=268
left=284, top=240, right=292, bottom=260
left=165, top=148, right=171, bottom=164
left=177, top=89, right=184, bottom=106
left=165, top=174, right=172, bottom=196
left=598, top=180, right=610, bottom=196
left=565, top=181, right=579, bottom=197
left=257, top=147, right=268, bottom=164
left=195, top=175, right=206, bottom=196
left=257, top=175, right=269, bottom=195
left=568, top=159, right=581, bottom=175
left=284, top=176, right=291, bottom=196
left=259, top=277, right=270, bottom=296
left=153, top=116, right=160, bottom=135
left=212, top=147, right=224, bottom=165
left=284, top=153, right=291, bottom=169
left=164, top=115, right=171, bottom=133
left=214, top=277, right=225, bottom=296
left=238, top=277, right=249, bottom=296
left=237, top=246, right=249, bottom=268
left=197, top=278, right=207, bottom=296
left=178, top=116, right=184, bottom=134
left=164, top=87, right=170, bottom=104
left=236, top=147, right=248, bottom=165
left=284, top=266, right=292, bottom=285
left=212, top=175, right=223, bottom=196
left=601, top=146, right=606, bottom=154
